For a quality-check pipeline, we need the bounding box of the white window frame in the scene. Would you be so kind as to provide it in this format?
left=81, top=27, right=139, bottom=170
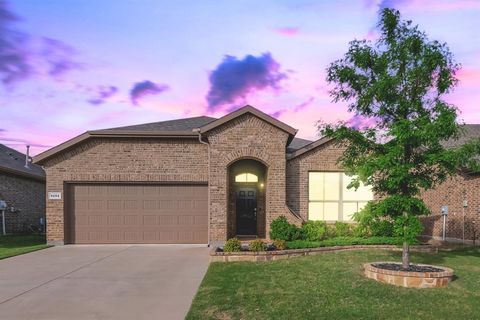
left=308, top=171, right=372, bottom=221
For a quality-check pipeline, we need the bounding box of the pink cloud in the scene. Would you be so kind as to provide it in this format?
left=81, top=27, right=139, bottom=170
left=273, top=27, right=300, bottom=37
left=377, top=0, right=480, bottom=11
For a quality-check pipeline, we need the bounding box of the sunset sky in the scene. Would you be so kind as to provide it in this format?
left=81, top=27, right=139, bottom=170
left=1, top=0, right=479, bottom=156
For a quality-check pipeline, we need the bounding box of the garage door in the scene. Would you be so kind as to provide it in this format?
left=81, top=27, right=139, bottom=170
left=66, top=184, right=208, bottom=244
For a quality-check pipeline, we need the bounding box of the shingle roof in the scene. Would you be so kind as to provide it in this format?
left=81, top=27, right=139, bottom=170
left=0, top=144, right=45, bottom=180
left=287, top=137, right=313, bottom=153
left=442, top=124, right=480, bottom=148
left=96, top=116, right=217, bottom=133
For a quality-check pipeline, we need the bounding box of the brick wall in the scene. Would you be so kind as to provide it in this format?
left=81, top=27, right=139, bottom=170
left=206, top=113, right=300, bottom=243
left=0, top=172, right=45, bottom=233
left=42, top=138, right=208, bottom=244
left=286, top=140, right=346, bottom=220
left=421, top=173, right=480, bottom=242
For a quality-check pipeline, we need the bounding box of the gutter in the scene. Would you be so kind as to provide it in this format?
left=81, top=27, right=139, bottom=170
left=194, top=129, right=211, bottom=247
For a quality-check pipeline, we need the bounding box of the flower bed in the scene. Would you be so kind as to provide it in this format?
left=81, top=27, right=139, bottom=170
left=364, top=262, right=453, bottom=288
left=211, top=244, right=437, bottom=262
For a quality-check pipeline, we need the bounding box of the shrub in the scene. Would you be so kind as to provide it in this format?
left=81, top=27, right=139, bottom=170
left=269, top=216, right=301, bottom=241
left=301, top=221, right=328, bottom=241
left=272, top=239, right=286, bottom=250
left=286, top=236, right=405, bottom=249
left=352, top=201, right=394, bottom=237
left=371, top=219, right=394, bottom=237
left=334, top=221, right=352, bottom=237
left=223, top=237, right=242, bottom=252
left=249, top=239, right=266, bottom=252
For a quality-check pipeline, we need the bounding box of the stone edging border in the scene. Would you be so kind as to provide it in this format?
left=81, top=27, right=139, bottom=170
left=364, top=262, right=454, bottom=288
left=210, top=244, right=438, bottom=262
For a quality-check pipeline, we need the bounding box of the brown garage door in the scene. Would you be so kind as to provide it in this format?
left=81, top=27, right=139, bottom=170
left=66, top=184, right=208, bottom=244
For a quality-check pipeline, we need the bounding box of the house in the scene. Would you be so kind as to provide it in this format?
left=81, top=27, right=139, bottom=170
left=33, top=105, right=374, bottom=245
left=421, top=125, right=480, bottom=244
left=0, top=144, right=46, bottom=233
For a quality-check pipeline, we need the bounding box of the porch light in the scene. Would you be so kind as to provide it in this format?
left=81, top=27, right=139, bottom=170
left=259, top=183, right=264, bottom=188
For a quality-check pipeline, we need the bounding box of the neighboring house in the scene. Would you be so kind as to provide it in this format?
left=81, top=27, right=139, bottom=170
left=421, top=125, right=480, bottom=244
left=34, top=105, right=374, bottom=245
left=0, top=144, right=46, bottom=234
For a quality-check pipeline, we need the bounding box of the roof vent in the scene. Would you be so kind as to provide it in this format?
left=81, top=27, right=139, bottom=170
left=24, top=145, right=30, bottom=169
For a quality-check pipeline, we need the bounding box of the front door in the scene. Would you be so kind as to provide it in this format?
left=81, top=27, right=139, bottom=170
left=236, top=188, right=257, bottom=235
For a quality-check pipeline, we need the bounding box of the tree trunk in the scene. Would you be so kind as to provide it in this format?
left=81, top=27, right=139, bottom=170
left=402, top=211, right=410, bottom=268
left=402, top=240, right=410, bottom=268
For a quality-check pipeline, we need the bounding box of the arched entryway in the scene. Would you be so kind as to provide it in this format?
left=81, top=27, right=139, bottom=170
left=227, top=159, right=267, bottom=238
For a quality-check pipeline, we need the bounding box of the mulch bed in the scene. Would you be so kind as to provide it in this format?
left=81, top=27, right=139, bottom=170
left=372, top=262, right=444, bottom=273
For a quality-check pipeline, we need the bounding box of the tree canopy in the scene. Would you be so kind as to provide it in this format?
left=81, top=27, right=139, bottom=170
left=322, top=8, right=480, bottom=266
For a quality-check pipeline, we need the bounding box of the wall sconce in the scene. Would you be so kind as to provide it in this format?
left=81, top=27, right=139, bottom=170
left=259, top=183, right=265, bottom=188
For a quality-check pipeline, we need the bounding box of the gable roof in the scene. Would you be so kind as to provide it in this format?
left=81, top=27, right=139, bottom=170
left=199, top=106, right=297, bottom=141
left=286, top=137, right=313, bottom=154
left=92, top=116, right=217, bottom=134
left=287, top=136, right=335, bottom=159
left=34, top=105, right=300, bottom=164
left=0, top=144, right=45, bottom=181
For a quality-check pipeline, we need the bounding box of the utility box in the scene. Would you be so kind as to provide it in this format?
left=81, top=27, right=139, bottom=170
left=441, top=205, right=449, bottom=215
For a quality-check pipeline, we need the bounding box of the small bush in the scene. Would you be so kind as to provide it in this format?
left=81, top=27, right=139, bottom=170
left=249, top=239, right=266, bottom=252
left=371, top=219, right=394, bottom=237
left=272, top=239, right=286, bottom=250
left=334, top=221, right=352, bottom=237
left=286, top=236, right=405, bottom=249
left=223, top=237, right=242, bottom=252
left=269, top=216, right=301, bottom=241
left=352, top=201, right=394, bottom=237
left=301, top=221, right=328, bottom=241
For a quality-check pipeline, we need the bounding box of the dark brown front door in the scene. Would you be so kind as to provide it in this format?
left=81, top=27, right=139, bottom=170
left=236, top=188, right=257, bottom=235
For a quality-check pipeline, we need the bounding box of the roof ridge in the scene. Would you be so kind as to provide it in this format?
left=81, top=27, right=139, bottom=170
left=99, top=115, right=218, bottom=131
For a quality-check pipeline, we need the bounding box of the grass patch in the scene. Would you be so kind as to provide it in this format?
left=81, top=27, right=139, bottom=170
left=287, top=236, right=404, bottom=249
left=187, top=247, right=480, bottom=319
left=0, top=235, right=49, bottom=260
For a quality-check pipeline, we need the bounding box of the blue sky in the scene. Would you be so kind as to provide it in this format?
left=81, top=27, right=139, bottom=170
left=1, top=0, right=479, bottom=155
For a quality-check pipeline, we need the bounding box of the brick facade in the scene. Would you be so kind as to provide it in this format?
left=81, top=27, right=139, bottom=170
left=42, top=138, right=208, bottom=244
left=286, top=140, right=346, bottom=220
left=421, top=173, right=480, bottom=242
left=206, top=113, right=300, bottom=245
left=0, top=172, right=45, bottom=233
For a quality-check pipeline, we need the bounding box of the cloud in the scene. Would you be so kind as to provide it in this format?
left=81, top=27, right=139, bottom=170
left=0, top=1, right=83, bottom=86
left=87, top=85, right=118, bottom=105
left=270, top=97, right=315, bottom=119
left=0, top=0, right=32, bottom=85
left=130, top=80, right=169, bottom=105
left=347, top=115, right=379, bottom=130
left=41, top=37, right=83, bottom=77
left=0, top=136, right=51, bottom=148
left=273, top=27, right=300, bottom=37
left=206, top=52, right=287, bottom=112
left=378, top=0, right=410, bottom=10
left=375, top=0, right=480, bottom=11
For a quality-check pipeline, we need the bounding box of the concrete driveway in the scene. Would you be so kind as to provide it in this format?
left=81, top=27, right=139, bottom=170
left=0, top=245, right=210, bottom=320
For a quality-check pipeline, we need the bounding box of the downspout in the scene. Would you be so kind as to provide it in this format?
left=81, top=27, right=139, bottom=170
left=194, top=129, right=210, bottom=246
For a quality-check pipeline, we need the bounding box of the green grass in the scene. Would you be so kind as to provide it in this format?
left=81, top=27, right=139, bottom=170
left=187, top=247, right=480, bottom=320
left=0, top=235, right=49, bottom=260
left=287, top=236, right=404, bottom=249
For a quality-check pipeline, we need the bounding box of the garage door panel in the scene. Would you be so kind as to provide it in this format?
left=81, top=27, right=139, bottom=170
left=69, top=184, right=208, bottom=244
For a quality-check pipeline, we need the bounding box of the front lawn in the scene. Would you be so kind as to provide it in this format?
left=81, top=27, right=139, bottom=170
left=187, top=247, right=480, bottom=319
left=0, top=235, right=49, bottom=260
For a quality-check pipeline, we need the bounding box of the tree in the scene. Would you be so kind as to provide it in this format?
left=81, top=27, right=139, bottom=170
left=322, top=8, right=480, bottom=268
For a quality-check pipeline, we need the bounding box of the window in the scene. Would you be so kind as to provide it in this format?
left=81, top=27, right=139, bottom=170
left=308, top=172, right=373, bottom=221
left=235, top=173, right=258, bottom=183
